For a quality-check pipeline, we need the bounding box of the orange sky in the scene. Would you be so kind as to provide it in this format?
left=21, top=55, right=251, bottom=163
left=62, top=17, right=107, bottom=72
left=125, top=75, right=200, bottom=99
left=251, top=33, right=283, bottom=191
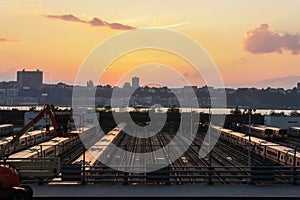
left=0, top=0, right=300, bottom=88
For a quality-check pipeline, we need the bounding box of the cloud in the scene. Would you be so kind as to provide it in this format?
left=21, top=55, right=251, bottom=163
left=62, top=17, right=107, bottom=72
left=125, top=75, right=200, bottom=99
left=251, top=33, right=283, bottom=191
left=0, top=38, right=8, bottom=42
left=45, top=14, right=136, bottom=30
left=45, top=14, right=85, bottom=23
left=0, top=38, right=17, bottom=43
left=243, top=24, right=300, bottom=55
left=149, top=21, right=190, bottom=28
left=108, top=22, right=135, bottom=30
left=88, top=18, right=107, bottom=26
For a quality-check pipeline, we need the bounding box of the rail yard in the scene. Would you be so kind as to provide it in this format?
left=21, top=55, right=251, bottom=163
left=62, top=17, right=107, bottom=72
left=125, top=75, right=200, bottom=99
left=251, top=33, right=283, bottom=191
left=2, top=123, right=300, bottom=188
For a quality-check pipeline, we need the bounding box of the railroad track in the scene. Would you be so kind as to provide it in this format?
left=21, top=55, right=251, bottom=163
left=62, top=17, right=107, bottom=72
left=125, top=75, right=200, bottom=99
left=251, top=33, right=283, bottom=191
left=79, top=128, right=297, bottom=185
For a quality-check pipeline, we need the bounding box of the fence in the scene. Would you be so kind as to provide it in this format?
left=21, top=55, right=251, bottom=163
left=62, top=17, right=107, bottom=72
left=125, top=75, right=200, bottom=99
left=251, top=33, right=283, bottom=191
left=19, top=164, right=300, bottom=185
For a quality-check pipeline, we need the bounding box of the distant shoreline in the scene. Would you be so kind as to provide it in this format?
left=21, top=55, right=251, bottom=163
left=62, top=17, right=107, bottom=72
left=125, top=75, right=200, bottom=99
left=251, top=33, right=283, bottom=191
left=0, top=106, right=298, bottom=115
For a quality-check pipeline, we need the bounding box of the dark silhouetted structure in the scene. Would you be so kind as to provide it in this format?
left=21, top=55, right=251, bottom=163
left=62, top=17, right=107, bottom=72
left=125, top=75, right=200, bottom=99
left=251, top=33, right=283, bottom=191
left=17, top=69, right=43, bottom=90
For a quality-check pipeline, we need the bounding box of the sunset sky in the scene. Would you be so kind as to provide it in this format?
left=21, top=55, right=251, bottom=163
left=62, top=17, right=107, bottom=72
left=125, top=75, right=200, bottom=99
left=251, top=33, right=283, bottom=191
left=0, top=0, right=300, bottom=88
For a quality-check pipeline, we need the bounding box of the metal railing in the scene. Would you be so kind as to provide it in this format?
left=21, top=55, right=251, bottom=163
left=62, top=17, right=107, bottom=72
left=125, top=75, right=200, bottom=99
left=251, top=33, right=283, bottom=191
left=20, top=164, right=300, bottom=185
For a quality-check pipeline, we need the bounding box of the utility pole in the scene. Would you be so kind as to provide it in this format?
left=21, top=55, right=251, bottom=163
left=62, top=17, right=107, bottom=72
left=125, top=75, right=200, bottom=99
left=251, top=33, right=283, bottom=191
left=208, top=106, right=211, bottom=168
left=190, top=108, right=193, bottom=140
left=248, top=109, right=251, bottom=168
left=208, top=106, right=212, bottom=185
left=247, top=108, right=255, bottom=170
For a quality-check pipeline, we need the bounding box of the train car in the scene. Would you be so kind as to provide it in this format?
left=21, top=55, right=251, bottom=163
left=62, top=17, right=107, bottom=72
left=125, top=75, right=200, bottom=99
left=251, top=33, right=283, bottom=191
left=265, top=145, right=300, bottom=166
left=41, top=137, right=75, bottom=157
left=9, top=126, right=96, bottom=159
left=265, top=127, right=288, bottom=140
left=251, top=138, right=280, bottom=161
left=211, top=125, right=300, bottom=167
left=73, top=123, right=125, bottom=166
left=9, top=137, right=72, bottom=159
left=0, top=137, right=13, bottom=152
left=0, top=128, right=53, bottom=154
left=0, top=124, right=13, bottom=136
left=213, top=126, right=248, bottom=148
left=19, top=129, right=51, bottom=146
left=242, top=124, right=274, bottom=139
left=289, top=127, right=300, bottom=137
left=249, top=136, right=267, bottom=158
left=220, top=128, right=244, bottom=145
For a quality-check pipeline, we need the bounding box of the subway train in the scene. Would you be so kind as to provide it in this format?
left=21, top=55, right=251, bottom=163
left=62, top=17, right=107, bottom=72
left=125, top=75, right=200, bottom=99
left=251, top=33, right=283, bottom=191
left=213, top=126, right=300, bottom=166
left=9, top=126, right=96, bottom=159
left=289, top=127, right=300, bottom=137
left=0, top=128, right=53, bottom=154
left=242, top=124, right=288, bottom=140
left=9, top=137, right=75, bottom=158
left=73, top=123, right=125, bottom=166
left=265, top=126, right=288, bottom=139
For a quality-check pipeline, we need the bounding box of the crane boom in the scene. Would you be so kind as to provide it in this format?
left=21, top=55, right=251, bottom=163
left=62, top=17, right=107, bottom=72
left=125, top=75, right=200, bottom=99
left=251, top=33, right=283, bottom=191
left=0, top=104, right=59, bottom=160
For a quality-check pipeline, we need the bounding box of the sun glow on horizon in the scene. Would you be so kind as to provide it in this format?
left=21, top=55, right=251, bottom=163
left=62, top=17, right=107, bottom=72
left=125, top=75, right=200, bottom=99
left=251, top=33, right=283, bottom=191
left=0, top=0, right=299, bottom=88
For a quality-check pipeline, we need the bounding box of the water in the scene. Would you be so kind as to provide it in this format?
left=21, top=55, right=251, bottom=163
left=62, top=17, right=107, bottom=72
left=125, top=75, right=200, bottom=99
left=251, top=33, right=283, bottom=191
left=0, top=106, right=297, bottom=115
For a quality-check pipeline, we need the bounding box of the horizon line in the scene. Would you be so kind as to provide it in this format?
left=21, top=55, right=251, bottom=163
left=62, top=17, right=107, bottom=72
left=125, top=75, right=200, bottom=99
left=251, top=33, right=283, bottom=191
left=0, top=79, right=298, bottom=90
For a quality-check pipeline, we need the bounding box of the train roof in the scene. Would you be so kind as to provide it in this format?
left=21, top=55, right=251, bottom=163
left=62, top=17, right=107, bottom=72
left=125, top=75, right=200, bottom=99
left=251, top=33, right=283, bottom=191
left=249, top=136, right=277, bottom=146
left=251, top=126, right=266, bottom=131
left=73, top=125, right=124, bottom=166
left=208, top=125, right=300, bottom=160
left=211, top=126, right=245, bottom=138
left=264, top=127, right=283, bottom=131
left=291, top=127, right=300, bottom=131
left=9, top=149, right=39, bottom=158
left=229, top=130, right=245, bottom=138
left=0, top=137, right=12, bottom=145
left=9, top=143, right=54, bottom=158
left=0, top=127, right=55, bottom=145
left=243, top=124, right=279, bottom=131
left=0, top=124, right=13, bottom=128
left=9, top=137, right=71, bottom=158
left=39, top=137, right=69, bottom=145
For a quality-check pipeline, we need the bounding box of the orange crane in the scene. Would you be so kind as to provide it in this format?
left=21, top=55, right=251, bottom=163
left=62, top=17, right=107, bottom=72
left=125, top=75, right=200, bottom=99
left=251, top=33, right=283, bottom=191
left=0, top=104, right=77, bottom=200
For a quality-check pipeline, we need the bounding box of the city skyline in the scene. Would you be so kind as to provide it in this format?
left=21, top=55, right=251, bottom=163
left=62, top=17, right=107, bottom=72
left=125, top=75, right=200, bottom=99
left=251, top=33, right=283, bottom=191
left=0, top=68, right=300, bottom=90
left=0, top=1, right=300, bottom=89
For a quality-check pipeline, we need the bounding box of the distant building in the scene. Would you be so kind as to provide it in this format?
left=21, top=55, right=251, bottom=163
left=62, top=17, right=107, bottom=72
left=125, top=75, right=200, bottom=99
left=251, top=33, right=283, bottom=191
left=87, top=80, right=94, bottom=88
left=15, top=96, right=38, bottom=105
left=123, top=82, right=131, bottom=88
left=132, top=76, right=140, bottom=88
left=6, top=89, right=18, bottom=105
left=17, top=69, right=43, bottom=90
left=264, top=116, right=300, bottom=129
left=0, top=89, right=5, bottom=104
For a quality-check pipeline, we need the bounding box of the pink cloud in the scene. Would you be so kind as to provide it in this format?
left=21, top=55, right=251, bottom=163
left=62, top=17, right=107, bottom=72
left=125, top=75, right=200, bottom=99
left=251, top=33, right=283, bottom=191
left=45, top=14, right=136, bottom=30
left=243, top=24, right=300, bottom=55
left=107, top=22, right=135, bottom=30
left=88, top=17, right=107, bottom=26
left=45, top=14, right=86, bottom=23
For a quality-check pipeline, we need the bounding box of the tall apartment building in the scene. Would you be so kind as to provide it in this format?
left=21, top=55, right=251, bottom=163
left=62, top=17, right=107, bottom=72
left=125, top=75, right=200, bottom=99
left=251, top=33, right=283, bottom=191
left=132, top=76, right=140, bottom=89
left=17, top=69, right=43, bottom=90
